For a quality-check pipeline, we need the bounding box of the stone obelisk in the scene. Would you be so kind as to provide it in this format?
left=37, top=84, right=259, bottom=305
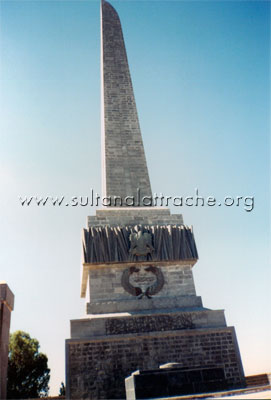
left=65, top=2, right=245, bottom=399
left=101, top=0, right=152, bottom=203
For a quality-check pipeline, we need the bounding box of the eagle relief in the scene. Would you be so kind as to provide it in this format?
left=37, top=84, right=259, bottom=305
left=129, top=230, right=154, bottom=261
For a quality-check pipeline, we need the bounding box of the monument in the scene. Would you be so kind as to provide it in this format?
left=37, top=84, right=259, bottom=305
left=0, top=283, right=14, bottom=400
left=65, top=1, right=245, bottom=398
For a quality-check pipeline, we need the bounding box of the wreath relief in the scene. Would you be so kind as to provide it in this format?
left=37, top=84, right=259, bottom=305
left=121, top=265, right=164, bottom=299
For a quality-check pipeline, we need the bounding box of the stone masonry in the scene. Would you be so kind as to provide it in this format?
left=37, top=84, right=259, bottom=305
left=101, top=0, right=152, bottom=202
left=66, top=328, right=244, bottom=399
left=87, top=208, right=183, bottom=227
left=0, top=283, right=14, bottom=400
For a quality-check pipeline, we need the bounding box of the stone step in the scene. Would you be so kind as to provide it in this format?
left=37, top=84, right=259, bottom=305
left=246, top=374, right=271, bottom=387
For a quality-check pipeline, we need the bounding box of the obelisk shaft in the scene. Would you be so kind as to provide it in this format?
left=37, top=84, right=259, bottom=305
left=101, top=0, right=152, bottom=205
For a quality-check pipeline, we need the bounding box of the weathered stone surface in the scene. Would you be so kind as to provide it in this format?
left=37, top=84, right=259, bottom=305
left=97, top=208, right=170, bottom=217
left=70, top=310, right=227, bottom=338
left=87, top=207, right=183, bottom=227
left=0, top=283, right=14, bottom=400
left=101, top=0, right=152, bottom=202
left=86, top=264, right=197, bottom=305
left=66, top=327, right=245, bottom=399
left=86, top=294, right=203, bottom=314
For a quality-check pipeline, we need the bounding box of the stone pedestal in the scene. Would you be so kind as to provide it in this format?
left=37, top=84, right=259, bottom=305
left=0, top=283, right=14, bottom=400
left=66, top=208, right=245, bottom=399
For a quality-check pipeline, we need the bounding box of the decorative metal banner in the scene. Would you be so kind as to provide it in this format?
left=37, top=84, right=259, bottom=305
left=83, top=225, right=198, bottom=264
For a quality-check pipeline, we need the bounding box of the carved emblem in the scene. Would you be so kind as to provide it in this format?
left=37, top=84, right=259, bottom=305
left=121, top=265, right=164, bottom=299
left=129, top=230, right=154, bottom=261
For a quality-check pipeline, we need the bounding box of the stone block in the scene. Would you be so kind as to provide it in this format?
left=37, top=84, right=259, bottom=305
left=125, top=366, right=228, bottom=399
left=70, top=309, right=226, bottom=339
left=87, top=207, right=184, bottom=227
left=86, top=264, right=197, bottom=307
left=86, top=294, right=203, bottom=314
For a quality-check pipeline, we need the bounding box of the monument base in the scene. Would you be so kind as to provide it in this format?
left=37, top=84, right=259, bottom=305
left=66, top=207, right=245, bottom=399
left=66, top=314, right=245, bottom=399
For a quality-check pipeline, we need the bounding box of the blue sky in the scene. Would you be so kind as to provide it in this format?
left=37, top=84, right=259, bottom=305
left=1, top=0, right=270, bottom=395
